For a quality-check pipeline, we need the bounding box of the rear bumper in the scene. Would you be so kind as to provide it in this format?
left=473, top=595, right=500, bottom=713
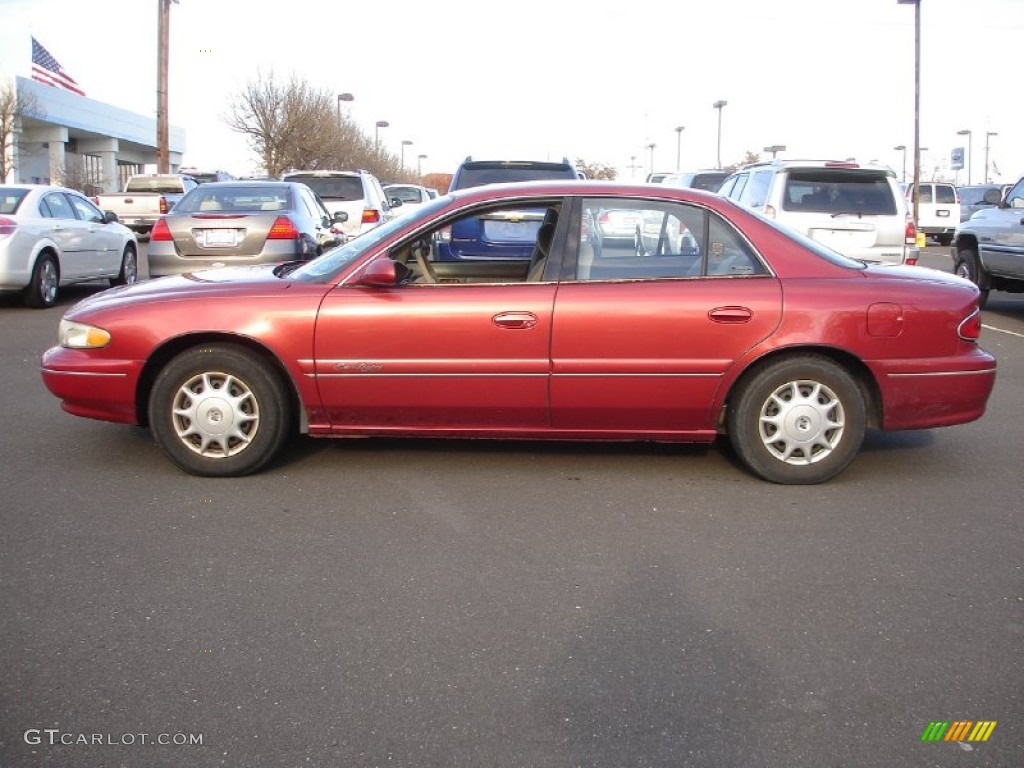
left=871, top=349, right=997, bottom=430
left=40, top=347, right=143, bottom=425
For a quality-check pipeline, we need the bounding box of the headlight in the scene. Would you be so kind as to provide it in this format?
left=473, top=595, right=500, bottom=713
left=59, top=319, right=111, bottom=349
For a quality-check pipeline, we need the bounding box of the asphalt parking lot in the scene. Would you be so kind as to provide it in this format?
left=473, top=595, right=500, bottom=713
left=1, top=243, right=1021, bottom=767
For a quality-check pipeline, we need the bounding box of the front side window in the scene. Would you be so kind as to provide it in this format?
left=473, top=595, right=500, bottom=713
left=67, top=193, right=105, bottom=223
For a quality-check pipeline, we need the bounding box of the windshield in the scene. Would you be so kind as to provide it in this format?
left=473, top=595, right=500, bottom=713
left=125, top=177, right=188, bottom=194
left=174, top=185, right=292, bottom=213
left=289, top=194, right=452, bottom=283
left=453, top=162, right=578, bottom=190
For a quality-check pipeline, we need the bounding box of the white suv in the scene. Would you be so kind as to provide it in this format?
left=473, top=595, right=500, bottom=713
left=718, top=160, right=918, bottom=265
left=280, top=169, right=397, bottom=239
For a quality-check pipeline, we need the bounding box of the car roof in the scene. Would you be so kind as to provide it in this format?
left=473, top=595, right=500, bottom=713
left=737, top=159, right=896, bottom=175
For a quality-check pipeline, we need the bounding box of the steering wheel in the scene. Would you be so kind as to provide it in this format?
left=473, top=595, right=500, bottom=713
left=412, top=240, right=438, bottom=284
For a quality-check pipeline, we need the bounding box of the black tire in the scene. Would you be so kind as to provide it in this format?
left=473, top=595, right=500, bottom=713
left=937, top=234, right=953, bottom=247
left=110, top=243, right=139, bottom=286
left=148, top=344, right=292, bottom=477
left=954, top=248, right=989, bottom=308
left=727, top=355, right=866, bottom=485
left=24, top=252, right=59, bottom=308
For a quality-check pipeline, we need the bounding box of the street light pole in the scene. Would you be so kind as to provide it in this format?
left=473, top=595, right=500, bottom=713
left=984, top=131, right=998, bottom=183
left=898, top=0, right=921, bottom=235
left=894, top=145, right=907, bottom=183
left=763, top=144, right=786, bottom=159
left=957, top=129, right=972, bottom=185
left=674, top=126, right=685, bottom=171
left=713, top=100, right=728, bottom=169
left=400, top=140, right=413, bottom=169
left=417, top=154, right=427, bottom=177
left=374, top=120, right=389, bottom=152
left=647, top=143, right=656, bottom=175
left=156, top=0, right=178, bottom=173
left=336, top=93, right=353, bottom=129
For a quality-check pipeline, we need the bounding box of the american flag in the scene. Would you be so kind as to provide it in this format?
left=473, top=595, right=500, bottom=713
left=31, top=37, right=86, bottom=97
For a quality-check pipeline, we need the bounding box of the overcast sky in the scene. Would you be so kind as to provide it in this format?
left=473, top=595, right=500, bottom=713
left=2, top=0, right=1022, bottom=183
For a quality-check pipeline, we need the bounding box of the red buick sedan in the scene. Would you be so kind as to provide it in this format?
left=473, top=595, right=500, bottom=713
left=41, top=181, right=996, bottom=484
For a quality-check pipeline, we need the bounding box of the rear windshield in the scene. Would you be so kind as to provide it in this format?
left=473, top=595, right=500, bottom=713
left=452, top=162, right=578, bottom=191
left=125, top=177, right=188, bottom=194
left=959, top=186, right=999, bottom=205
left=384, top=185, right=424, bottom=204
left=286, top=175, right=363, bottom=200
left=783, top=170, right=897, bottom=215
left=175, top=186, right=293, bottom=213
left=0, top=188, right=29, bottom=214
left=691, top=173, right=729, bottom=191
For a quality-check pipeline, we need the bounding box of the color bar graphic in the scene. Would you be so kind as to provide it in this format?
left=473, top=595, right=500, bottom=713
left=921, top=720, right=996, bottom=742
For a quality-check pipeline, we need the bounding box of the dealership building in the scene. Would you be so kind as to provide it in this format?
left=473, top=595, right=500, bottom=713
left=2, top=69, right=186, bottom=194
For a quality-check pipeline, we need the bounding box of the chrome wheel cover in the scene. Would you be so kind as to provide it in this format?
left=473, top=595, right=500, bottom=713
left=40, top=260, right=58, bottom=304
left=955, top=262, right=971, bottom=281
left=124, top=249, right=138, bottom=283
left=171, top=372, right=259, bottom=457
left=758, top=379, right=845, bottom=465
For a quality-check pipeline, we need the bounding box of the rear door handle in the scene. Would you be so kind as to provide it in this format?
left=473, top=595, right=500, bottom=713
left=492, top=311, right=538, bottom=330
left=709, top=306, right=753, bottom=323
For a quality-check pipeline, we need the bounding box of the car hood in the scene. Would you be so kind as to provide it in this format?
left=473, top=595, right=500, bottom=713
left=67, top=264, right=307, bottom=314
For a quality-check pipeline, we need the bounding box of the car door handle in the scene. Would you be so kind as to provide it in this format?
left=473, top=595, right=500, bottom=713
left=492, top=311, right=538, bottom=329
left=708, top=306, right=753, bottom=323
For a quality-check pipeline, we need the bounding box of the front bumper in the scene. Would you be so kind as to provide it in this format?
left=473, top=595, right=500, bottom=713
left=40, top=347, right=144, bottom=425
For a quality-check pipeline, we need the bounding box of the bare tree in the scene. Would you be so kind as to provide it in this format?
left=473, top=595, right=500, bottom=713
left=575, top=159, right=618, bottom=180
left=225, top=71, right=402, bottom=179
left=0, top=82, right=41, bottom=183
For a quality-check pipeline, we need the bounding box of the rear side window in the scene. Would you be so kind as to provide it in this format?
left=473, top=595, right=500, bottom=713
left=936, top=185, right=957, bottom=204
left=737, top=170, right=773, bottom=208
left=784, top=171, right=897, bottom=215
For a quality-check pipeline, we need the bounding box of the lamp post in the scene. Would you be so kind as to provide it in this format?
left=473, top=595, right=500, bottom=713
left=893, top=145, right=907, bottom=183
left=646, top=143, right=656, bottom=175
left=763, top=144, right=786, bottom=159
left=897, top=0, right=921, bottom=235
left=984, top=131, right=997, bottom=183
left=336, top=92, right=353, bottom=129
left=374, top=120, right=389, bottom=151
left=400, top=140, right=413, bottom=169
left=156, top=0, right=179, bottom=174
left=956, top=129, right=972, bottom=185
left=628, top=155, right=639, bottom=180
left=674, top=126, right=685, bottom=171
left=713, top=100, right=728, bottom=168
left=417, top=154, right=427, bottom=177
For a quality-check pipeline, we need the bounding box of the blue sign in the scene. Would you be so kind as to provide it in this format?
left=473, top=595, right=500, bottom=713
left=951, top=147, right=965, bottom=170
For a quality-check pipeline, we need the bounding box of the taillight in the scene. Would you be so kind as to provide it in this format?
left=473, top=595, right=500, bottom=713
left=904, top=215, right=916, bottom=245
left=598, top=212, right=610, bottom=224
left=958, top=309, right=982, bottom=341
left=159, top=196, right=169, bottom=215
left=150, top=218, right=173, bottom=241
left=267, top=216, right=300, bottom=240
left=361, top=209, right=381, bottom=225
left=0, top=216, right=17, bottom=237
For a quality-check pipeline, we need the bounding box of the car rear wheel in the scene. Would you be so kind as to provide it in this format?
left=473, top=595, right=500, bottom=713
left=148, top=344, right=292, bottom=477
left=24, top=253, right=59, bottom=308
left=110, top=244, right=138, bottom=286
left=727, top=355, right=866, bottom=485
left=954, top=248, right=989, bottom=308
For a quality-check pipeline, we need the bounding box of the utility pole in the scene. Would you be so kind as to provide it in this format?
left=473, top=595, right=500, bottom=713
left=156, top=0, right=177, bottom=173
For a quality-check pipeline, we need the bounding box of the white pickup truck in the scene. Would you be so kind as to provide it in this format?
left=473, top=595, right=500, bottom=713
left=94, top=174, right=198, bottom=238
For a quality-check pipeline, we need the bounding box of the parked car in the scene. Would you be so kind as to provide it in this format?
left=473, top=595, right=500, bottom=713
left=718, top=160, right=918, bottom=265
left=383, top=184, right=434, bottom=218
left=645, top=172, right=672, bottom=184
left=952, top=176, right=1024, bottom=307
left=957, top=184, right=1002, bottom=222
left=147, top=181, right=345, bottom=277
left=179, top=168, right=237, bottom=184
left=41, top=180, right=995, bottom=484
left=905, top=182, right=960, bottom=245
left=439, top=157, right=581, bottom=260
left=0, top=184, right=138, bottom=308
left=93, top=173, right=199, bottom=239
left=660, top=170, right=730, bottom=192
left=280, top=170, right=396, bottom=240
left=596, top=208, right=644, bottom=244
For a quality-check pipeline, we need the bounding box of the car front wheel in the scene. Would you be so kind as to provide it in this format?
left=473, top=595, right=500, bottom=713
left=954, top=248, right=989, bottom=308
left=148, top=344, right=292, bottom=477
left=727, top=355, right=866, bottom=484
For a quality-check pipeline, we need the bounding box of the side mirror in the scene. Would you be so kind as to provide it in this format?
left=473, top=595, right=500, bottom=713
left=352, top=259, right=401, bottom=287
left=104, top=211, right=119, bottom=224
left=333, top=211, right=348, bottom=223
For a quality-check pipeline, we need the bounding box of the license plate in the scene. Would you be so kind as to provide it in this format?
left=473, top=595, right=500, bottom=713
left=201, top=229, right=238, bottom=247
left=937, top=210, right=949, bottom=217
